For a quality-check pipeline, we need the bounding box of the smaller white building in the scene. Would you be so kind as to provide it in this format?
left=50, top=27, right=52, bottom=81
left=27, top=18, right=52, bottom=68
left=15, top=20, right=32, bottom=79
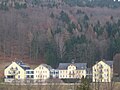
left=34, top=64, right=52, bottom=81
left=26, top=69, right=34, bottom=80
left=86, top=68, right=92, bottom=79
left=50, top=69, right=59, bottom=78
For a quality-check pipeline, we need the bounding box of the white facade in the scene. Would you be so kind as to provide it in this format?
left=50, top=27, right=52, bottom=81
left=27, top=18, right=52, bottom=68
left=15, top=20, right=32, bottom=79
left=92, top=60, right=113, bottom=82
left=34, top=64, right=52, bottom=81
left=58, top=63, right=87, bottom=79
left=26, top=69, right=34, bottom=80
left=50, top=69, right=59, bottom=78
left=4, top=61, right=30, bottom=82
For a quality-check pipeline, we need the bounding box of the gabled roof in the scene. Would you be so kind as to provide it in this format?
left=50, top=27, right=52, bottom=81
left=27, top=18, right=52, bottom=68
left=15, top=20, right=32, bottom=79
left=93, top=60, right=113, bottom=68
left=5, top=60, right=30, bottom=70
left=34, top=64, right=52, bottom=70
left=41, top=64, right=52, bottom=70
left=16, top=61, right=30, bottom=70
left=58, top=63, right=87, bottom=70
left=105, top=61, right=113, bottom=68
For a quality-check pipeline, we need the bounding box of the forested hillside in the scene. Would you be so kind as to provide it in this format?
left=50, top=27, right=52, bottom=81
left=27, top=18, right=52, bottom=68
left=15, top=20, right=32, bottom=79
left=0, top=0, right=120, bottom=68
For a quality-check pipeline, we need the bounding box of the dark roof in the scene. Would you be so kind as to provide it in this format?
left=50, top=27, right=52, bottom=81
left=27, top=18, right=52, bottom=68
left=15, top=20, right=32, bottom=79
left=58, top=63, right=87, bottom=70
left=105, top=61, right=113, bottom=68
left=16, top=61, right=30, bottom=70
left=41, top=64, right=52, bottom=70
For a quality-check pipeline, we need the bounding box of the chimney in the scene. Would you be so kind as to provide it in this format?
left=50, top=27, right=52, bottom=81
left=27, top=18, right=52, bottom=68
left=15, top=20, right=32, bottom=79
left=71, top=59, right=75, bottom=64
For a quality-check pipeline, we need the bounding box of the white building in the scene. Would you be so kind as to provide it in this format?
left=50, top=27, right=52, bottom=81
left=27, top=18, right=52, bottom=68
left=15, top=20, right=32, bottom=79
left=4, top=61, right=30, bottom=82
left=34, top=64, right=52, bottom=81
left=58, top=62, right=87, bottom=79
left=92, top=60, right=113, bottom=82
left=50, top=69, right=59, bottom=78
left=26, top=69, right=34, bottom=80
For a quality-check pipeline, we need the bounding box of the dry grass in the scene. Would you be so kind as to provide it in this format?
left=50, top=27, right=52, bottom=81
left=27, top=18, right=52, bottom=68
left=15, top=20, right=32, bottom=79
left=0, top=83, right=73, bottom=90
left=0, top=82, right=120, bottom=90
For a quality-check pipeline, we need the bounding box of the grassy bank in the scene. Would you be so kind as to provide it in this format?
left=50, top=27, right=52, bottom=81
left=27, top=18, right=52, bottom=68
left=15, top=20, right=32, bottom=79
left=0, top=82, right=120, bottom=90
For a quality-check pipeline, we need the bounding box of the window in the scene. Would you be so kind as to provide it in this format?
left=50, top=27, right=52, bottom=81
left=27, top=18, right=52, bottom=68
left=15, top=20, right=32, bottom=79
left=16, top=67, right=18, bottom=70
left=26, top=71, right=29, bottom=74
left=18, top=71, right=20, bottom=74
left=100, top=75, right=102, bottom=78
left=18, top=75, right=20, bottom=79
left=7, top=76, right=14, bottom=78
left=107, top=74, right=109, bottom=76
left=31, top=71, right=34, bottom=74
left=8, top=71, right=11, bottom=74
left=94, top=69, right=96, bottom=71
left=56, top=72, right=58, bottom=74
left=13, top=71, right=15, bottom=74
left=95, top=79, right=96, bottom=82
left=100, top=70, right=102, bottom=73
left=27, top=75, right=29, bottom=78
left=31, top=75, right=34, bottom=78
left=11, top=67, right=13, bottom=70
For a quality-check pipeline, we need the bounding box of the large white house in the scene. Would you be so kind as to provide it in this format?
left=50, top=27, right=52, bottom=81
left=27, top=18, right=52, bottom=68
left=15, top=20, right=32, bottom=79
left=92, top=60, right=113, bottom=82
left=34, top=64, right=52, bottom=81
left=58, top=62, right=87, bottom=79
left=4, top=61, right=30, bottom=82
